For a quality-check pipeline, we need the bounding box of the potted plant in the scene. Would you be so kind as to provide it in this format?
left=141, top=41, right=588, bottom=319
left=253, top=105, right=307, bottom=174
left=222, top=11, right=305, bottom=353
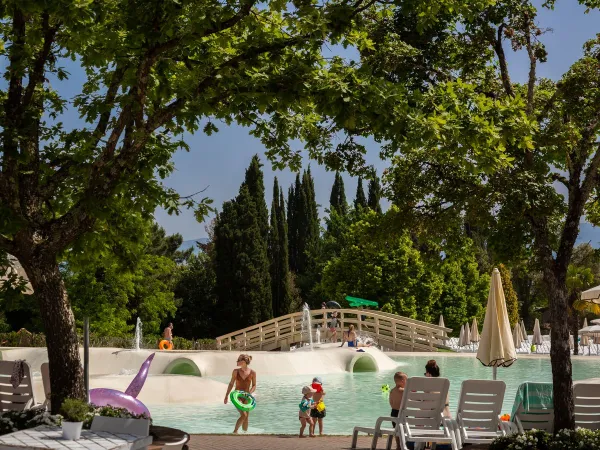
left=60, top=398, right=90, bottom=440
left=88, top=406, right=150, bottom=436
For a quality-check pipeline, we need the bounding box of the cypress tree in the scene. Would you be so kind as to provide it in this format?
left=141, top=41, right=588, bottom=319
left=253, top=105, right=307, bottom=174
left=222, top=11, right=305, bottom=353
left=498, top=264, right=519, bottom=327
left=329, top=172, right=348, bottom=216
left=354, top=177, right=368, bottom=210
left=269, top=178, right=292, bottom=317
left=367, top=177, right=383, bottom=213
left=243, top=155, right=269, bottom=241
left=287, top=174, right=301, bottom=273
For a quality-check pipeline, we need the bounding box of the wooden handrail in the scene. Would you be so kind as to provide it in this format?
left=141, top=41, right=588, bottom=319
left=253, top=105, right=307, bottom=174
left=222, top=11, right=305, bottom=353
left=216, top=309, right=452, bottom=352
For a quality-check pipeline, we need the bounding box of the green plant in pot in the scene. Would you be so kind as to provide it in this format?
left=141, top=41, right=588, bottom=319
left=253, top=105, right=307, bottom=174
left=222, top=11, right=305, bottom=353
left=60, top=398, right=90, bottom=440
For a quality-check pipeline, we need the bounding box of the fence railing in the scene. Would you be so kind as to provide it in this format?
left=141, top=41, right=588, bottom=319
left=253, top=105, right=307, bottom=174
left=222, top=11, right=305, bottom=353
left=216, top=309, right=452, bottom=352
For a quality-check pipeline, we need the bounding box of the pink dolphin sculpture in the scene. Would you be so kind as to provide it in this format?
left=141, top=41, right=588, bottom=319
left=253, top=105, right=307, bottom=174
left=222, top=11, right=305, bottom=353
left=90, top=353, right=155, bottom=417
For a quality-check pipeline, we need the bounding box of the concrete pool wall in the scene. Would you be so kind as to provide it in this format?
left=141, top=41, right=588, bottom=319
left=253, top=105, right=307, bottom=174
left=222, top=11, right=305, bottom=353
left=0, top=345, right=398, bottom=404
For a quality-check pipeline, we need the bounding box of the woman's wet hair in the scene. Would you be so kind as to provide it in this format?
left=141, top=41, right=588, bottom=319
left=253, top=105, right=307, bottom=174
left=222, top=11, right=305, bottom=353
left=425, top=359, right=440, bottom=377
left=349, top=324, right=355, bottom=331
left=238, top=354, right=252, bottom=364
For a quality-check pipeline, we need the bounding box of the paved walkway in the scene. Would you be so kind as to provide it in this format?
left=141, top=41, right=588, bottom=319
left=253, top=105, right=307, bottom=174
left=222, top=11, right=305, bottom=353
left=188, top=435, right=490, bottom=450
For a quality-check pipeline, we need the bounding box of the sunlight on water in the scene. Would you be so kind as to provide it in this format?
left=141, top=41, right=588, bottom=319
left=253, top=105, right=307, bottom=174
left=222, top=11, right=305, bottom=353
left=149, top=355, right=600, bottom=435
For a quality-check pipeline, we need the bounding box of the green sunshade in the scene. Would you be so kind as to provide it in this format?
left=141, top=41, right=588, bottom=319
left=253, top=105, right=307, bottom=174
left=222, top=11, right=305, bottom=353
left=345, top=296, right=379, bottom=307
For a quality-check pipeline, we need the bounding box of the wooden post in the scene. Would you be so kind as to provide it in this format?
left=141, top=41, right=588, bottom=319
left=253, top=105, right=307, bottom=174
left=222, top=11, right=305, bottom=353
left=259, top=326, right=263, bottom=350
left=410, top=325, right=415, bottom=351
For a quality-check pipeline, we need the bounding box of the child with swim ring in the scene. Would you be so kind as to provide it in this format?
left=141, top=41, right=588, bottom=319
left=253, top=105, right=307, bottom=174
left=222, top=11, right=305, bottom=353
left=299, top=386, right=316, bottom=438
left=310, top=377, right=326, bottom=435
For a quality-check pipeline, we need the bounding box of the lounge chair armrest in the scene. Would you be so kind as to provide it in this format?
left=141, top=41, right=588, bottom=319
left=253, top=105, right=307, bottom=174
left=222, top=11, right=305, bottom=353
left=373, top=416, right=398, bottom=431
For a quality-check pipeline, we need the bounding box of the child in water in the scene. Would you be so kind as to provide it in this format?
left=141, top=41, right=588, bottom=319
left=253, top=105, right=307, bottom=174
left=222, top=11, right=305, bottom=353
left=299, top=386, right=316, bottom=438
left=310, top=377, right=326, bottom=435
left=389, top=372, right=408, bottom=450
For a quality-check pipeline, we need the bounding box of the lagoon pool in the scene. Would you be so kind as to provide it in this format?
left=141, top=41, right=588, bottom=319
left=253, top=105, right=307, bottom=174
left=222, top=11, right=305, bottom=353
left=149, top=355, right=600, bottom=435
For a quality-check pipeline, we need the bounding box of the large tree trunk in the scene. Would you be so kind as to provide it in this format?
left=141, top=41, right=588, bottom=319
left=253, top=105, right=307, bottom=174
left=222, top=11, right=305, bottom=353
left=569, top=300, right=580, bottom=356
left=23, top=253, right=85, bottom=412
left=545, top=270, right=575, bottom=431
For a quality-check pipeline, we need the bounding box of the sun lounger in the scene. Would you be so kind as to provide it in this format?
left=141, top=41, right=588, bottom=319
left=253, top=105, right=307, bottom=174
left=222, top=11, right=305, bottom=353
left=0, top=360, right=37, bottom=413
left=454, top=379, right=506, bottom=447
left=509, top=382, right=553, bottom=433
left=351, top=377, right=457, bottom=450
left=574, top=382, right=600, bottom=430
left=40, top=362, right=51, bottom=411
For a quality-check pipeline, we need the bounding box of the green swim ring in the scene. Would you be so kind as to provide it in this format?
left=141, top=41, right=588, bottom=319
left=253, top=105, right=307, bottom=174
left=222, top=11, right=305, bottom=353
left=229, top=390, right=256, bottom=412
left=381, top=384, right=390, bottom=393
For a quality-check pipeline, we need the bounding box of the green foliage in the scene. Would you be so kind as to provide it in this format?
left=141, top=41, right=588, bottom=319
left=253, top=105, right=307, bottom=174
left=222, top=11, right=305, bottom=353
left=367, top=177, right=383, bottom=214
left=490, top=428, right=600, bottom=450
left=269, top=178, right=292, bottom=317
left=60, top=398, right=92, bottom=423
left=0, top=410, right=61, bottom=436
left=65, top=221, right=180, bottom=336
left=329, top=172, right=348, bottom=217
left=214, top=181, right=272, bottom=330
left=354, top=177, right=368, bottom=210
left=172, top=252, right=218, bottom=338
left=498, top=264, right=519, bottom=327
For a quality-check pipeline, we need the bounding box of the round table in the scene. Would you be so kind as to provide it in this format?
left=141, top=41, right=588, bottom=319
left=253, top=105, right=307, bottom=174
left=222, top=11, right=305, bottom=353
left=149, top=425, right=189, bottom=450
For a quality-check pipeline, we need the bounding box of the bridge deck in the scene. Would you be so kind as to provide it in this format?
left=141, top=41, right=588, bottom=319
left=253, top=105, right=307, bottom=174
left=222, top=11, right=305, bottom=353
left=216, top=309, right=452, bottom=352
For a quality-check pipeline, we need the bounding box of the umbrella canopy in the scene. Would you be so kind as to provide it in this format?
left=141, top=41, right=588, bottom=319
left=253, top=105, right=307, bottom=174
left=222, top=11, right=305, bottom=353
left=590, top=318, right=600, bottom=325
left=325, top=301, right=341, bottom=309
left=581, top=318, right=590, bottom=346
left=532, top=318, right=543, bottom=345
left=582, top=324, right=600, bottom=334
left=345, top=296, right=378, bottom=308
left=439, top=315, right=446, bottom=338
left=512, top=323, right=522, bottom=348
left=0, top=255, right=33, bottom=294
left=521, top=320, right=528, bottom=342
left=464, top=323, right=472, bottom=346
left=458, top=325, right=465, bottom=347
left=476, top=268, right=517, bottom=373
left=581, top=285, right=600, bottom=303
left=470, top=318, right=480, bottom=343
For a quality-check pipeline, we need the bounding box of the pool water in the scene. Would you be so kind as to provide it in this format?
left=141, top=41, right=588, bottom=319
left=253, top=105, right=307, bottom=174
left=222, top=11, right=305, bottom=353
left=149, top=355, right=600, bottom=435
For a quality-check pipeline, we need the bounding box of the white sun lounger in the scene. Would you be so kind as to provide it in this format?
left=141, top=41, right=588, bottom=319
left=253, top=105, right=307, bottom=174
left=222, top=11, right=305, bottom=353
left=0, top=360, right=37, bottom=413
left=511, top=382, right=554, bottom=433
left=574, top=382, right=600, bottom=430
left=454, top=379, right=506, bottom=447
left=351, top=377, right=457, bottom=450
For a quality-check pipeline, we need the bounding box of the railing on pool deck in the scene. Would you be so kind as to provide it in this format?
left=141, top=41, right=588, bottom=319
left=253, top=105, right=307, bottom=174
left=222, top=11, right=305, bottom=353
left=215, top=309, right=453, bottom=352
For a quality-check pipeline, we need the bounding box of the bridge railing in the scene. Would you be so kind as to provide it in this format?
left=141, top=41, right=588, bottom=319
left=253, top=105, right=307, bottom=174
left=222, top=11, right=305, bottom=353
left=216, top=309, right=452, bottom=352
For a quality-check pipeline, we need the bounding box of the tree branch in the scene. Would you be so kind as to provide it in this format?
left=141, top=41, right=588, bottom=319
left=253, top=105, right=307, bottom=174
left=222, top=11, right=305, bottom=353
left=22, top=12, right=59, bottom=108
left=493, top=24, right=515, bottom=98
left=551, top=172, right=569, bottom=188
left=525, top=23, right=536, bottom=116
left=89, top=66, right=126, bottom=150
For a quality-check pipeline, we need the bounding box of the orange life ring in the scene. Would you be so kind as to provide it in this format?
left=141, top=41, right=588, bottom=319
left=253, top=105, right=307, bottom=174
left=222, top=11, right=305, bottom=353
left=159, top=340, right=173, bottom=350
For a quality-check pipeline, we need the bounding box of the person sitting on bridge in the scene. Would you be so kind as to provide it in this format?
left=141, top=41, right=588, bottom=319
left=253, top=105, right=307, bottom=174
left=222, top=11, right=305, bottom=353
left=340, top=325, right=371, bottom=348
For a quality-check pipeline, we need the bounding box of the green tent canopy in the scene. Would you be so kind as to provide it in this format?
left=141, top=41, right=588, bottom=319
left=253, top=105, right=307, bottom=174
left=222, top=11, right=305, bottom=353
left=345, top=296, right=379, bottom=308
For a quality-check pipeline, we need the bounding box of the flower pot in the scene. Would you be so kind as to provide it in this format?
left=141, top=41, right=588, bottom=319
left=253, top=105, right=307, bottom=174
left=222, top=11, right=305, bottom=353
left=90, top=416, right=150, bottom=436
left=62, top=421, right=83, bottom=440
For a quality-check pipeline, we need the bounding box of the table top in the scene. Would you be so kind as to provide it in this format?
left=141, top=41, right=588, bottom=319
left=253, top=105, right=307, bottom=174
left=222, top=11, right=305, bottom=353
left=0, top=426, right=153, bottom=450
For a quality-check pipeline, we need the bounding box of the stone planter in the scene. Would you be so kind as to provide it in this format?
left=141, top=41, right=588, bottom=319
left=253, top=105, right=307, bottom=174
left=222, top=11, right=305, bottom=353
left=91, top=416, right=150, bottom=436
left=62, top=421, right=83, bottom=440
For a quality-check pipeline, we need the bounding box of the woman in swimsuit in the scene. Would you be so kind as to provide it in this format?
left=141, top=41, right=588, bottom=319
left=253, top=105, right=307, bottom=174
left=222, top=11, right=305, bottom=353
left=340, top=325, right=371, bottom=348
left=224, top=354, right=256, bottom=433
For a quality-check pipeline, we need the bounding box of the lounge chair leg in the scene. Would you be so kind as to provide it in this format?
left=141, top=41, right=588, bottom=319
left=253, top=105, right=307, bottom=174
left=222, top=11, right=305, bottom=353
left=371, top=433, right=379, bottom=450
left=385, top=434, right=393, bottom=450
left=351, top=430, right=358, bottom=449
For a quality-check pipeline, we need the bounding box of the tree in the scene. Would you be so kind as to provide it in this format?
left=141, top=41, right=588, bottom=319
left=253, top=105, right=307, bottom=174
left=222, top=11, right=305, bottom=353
left=329, top=172, right=348, bottom=217
left=244, top=155, right=269, bottom=242
left=0, top=0, right=393, bottom=408
left=498, top=264, right=519, bottom=327
left=288, top=175, right=301, bottom=274
left=214, top=184, right=272, bottom=329
left=367, top=177, right=383, bottom=214
left=172, top=251, right=218, bottom=338
left=368, top=0, right=600, bottom=429
left=354, top=177, right=368, bottom=210
left=269, top=178, right=292, bottom=317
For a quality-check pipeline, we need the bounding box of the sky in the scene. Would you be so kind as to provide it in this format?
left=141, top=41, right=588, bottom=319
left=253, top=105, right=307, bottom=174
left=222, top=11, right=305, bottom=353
left=44, top=1, right=600, bottom=241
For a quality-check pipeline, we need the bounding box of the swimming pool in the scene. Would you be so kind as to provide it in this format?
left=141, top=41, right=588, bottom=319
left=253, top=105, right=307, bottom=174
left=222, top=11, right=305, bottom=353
left=149, top=354, right=600, bottom=435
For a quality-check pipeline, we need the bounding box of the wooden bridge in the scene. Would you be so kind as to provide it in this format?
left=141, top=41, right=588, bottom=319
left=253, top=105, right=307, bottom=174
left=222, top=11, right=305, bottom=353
left=216, top=309, right=452, bottom=352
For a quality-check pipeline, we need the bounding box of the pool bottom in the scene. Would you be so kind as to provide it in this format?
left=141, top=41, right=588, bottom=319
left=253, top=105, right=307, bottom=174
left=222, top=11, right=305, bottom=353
left=148, top=354, right=600, bottom=435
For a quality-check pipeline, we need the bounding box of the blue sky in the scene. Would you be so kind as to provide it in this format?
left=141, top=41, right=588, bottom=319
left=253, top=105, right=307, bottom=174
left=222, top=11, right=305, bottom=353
left=46, top=1, right=600, bottom=241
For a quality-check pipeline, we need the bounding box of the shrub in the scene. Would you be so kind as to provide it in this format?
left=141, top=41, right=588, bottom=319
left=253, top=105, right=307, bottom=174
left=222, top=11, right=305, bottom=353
left=490, top=429, right=600, bottom=450
left=83, top=405, right=151, bottom=429
left=0, top=409, right=61, bottom=436
left=60, top=398, right=91, bottom=423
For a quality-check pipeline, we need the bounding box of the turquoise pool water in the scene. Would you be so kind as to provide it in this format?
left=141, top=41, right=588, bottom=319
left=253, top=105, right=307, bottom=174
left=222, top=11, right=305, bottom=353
left=149, top=355, right=600, bottom=435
